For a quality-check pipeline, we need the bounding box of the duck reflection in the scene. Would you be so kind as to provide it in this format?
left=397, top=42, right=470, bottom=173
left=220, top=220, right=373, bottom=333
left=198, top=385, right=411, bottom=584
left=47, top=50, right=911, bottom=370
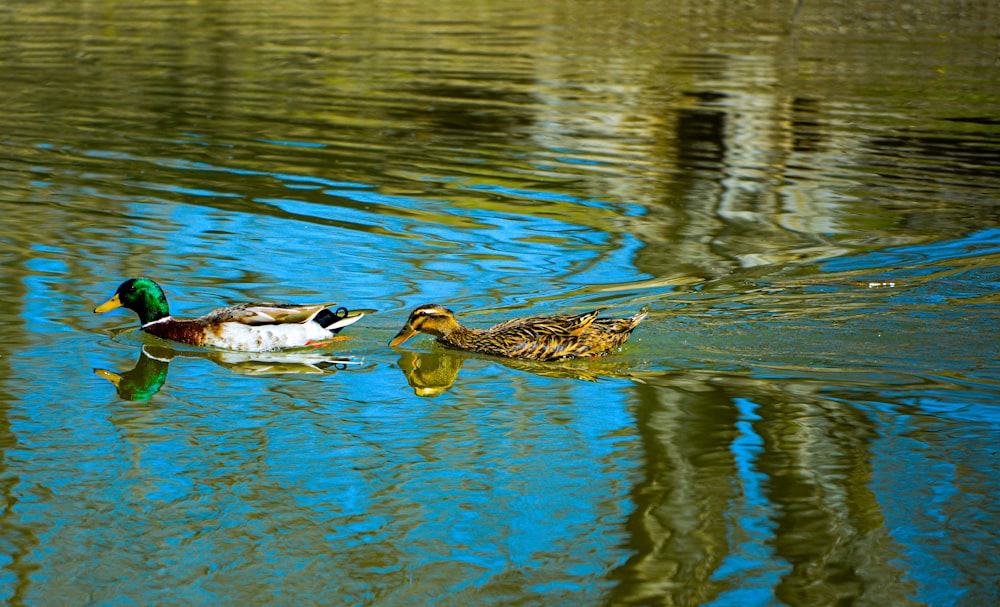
left=94, top=346, right=172, bottom=401
left=396, top=350, right=465, bottom=397
left=94, top=344, right=362, bottom=401
left=396, top=348, right=643, bottom=397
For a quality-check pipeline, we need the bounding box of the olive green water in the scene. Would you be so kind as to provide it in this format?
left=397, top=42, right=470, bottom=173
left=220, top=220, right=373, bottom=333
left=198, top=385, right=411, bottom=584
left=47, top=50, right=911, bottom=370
left=1, top=1, right=998, bottom=605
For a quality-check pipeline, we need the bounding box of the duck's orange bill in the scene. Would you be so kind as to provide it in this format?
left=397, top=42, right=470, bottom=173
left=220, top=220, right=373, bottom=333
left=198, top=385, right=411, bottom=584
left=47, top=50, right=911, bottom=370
left=94, top=293, right=122, bottom=314
left=389, top=327, right=417, bottom=347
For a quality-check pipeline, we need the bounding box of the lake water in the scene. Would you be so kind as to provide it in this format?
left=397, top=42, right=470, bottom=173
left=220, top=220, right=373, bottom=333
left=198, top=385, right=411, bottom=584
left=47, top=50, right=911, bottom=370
left=1, top=1, right=998, bottom=605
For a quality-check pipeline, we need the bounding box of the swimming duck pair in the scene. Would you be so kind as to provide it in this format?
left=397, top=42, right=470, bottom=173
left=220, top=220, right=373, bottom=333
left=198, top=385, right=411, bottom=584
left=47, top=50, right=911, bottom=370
left=94, top=278, right=646, bottom=362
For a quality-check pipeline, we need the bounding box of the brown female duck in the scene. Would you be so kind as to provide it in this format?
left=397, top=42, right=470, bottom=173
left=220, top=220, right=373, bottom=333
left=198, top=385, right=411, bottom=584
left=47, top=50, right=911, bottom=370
left=389, top=304, right=646, bottom=361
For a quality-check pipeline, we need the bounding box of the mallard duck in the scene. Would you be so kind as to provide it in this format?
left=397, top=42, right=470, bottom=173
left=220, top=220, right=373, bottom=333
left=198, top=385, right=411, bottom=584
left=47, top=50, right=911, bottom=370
left=94, top=277, right=364, bottom=352
left=389, top=304, right=646, bottom=361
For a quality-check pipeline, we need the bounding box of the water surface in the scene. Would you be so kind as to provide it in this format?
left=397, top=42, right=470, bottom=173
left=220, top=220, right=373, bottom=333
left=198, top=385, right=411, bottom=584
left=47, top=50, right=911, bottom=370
left=1, top=1, right=998, bottom=605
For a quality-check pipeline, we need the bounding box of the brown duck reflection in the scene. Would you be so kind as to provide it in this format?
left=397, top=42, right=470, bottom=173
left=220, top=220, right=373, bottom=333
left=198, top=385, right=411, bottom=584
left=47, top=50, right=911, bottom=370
left=396, top=348, right=644, bottom=397
left=396, top=350, right=465, bottom=397
left=94, top=344, right=362, bottom=401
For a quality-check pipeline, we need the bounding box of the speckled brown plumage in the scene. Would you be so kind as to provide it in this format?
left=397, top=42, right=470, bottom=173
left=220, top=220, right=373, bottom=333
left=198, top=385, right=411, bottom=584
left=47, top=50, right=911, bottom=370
left=389, top=304, right=647, bottom=361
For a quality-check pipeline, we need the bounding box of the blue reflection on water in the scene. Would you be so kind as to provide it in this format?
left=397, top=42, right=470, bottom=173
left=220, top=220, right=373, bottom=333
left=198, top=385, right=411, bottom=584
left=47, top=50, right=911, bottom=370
left=710, top=398, right=786, bottom=606
left=255, top=138, right=328, bottom=149
left=820, top=228, right=1000, bottom=277
left=869, top=409, right=990, bottom=607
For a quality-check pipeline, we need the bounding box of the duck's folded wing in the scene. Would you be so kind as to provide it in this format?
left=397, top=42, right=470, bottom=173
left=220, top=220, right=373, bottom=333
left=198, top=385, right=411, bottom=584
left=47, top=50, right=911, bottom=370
left=494, top=309, right=601, bottom=337
left=212, top=303, right=336, bottom=325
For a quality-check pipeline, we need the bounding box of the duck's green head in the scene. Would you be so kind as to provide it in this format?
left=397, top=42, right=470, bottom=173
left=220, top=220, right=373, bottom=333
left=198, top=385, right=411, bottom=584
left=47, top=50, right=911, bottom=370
left=94, top=277, right=170, bottom=326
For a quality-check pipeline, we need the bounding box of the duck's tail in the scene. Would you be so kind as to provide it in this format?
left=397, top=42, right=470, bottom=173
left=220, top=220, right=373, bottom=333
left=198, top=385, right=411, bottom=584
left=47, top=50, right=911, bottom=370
left=315, top=307, right=365, bottom=333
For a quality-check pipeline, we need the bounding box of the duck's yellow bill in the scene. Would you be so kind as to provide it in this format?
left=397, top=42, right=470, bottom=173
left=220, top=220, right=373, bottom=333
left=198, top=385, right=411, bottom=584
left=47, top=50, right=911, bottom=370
left=93, top=368, right=122, bottom=388
left=94, top=293, right=122, bottom=314
left=389, top=327, right=417, bottom=347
